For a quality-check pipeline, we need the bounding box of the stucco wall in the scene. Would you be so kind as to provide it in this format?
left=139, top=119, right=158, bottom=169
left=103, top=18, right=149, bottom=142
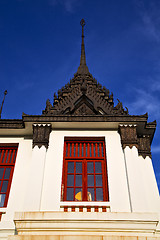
left=0, top=137, right=32, bottom=230
left=40, top=130, right=130, bottom=212
left=0, top=130, right=159, bottom=228
left=124, top=146, right=160, bottom=212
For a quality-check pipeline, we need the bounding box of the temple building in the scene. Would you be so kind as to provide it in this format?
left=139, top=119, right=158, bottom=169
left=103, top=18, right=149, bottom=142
left=0, top=19, right=160, bottom=240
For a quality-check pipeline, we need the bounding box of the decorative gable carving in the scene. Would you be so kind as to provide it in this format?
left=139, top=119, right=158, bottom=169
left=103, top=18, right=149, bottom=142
left=119, top=124, right=138, bottom=149
left=33, top=124, right=51, bottom=149
left=42, top=73, right=129, bottom=116
left=73, top=103, right=95, bottom=116
left=119, top=124, right=154, bottom=158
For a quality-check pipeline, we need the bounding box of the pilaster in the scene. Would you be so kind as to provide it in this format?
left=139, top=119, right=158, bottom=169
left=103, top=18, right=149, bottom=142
left=119, top=125, right=148, bottom=212
left=23, top=124, right=51, bottom=211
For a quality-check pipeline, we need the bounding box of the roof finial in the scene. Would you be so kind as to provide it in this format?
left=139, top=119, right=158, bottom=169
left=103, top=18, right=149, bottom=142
left=80, top=19, right=86, bottom=66
left=0, top=90, right=8, bottom=119
left=77, top=19, right=89, bottom=75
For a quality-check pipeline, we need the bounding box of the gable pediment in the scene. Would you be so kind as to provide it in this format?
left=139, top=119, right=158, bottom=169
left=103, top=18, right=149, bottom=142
left=71, top=95, right=98, bottom=115
left=73, top=102, right=95, bottom=115
left=42, top=73, right=129, bottom=116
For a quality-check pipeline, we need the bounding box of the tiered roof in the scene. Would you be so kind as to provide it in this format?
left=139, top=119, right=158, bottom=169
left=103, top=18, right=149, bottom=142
left=43, top=19, right=128, bottom=116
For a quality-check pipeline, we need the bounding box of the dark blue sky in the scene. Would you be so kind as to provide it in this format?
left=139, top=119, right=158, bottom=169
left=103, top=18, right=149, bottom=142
left=0, top=0, right=160, bottom=190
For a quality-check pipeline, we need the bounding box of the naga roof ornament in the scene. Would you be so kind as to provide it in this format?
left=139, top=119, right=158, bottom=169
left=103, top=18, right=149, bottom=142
left=43, top=19, right=128, bottom=116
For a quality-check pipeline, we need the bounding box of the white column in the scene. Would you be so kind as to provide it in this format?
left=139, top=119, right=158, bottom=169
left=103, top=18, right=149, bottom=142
left=106, top=132, right=131, bottom=212
left=120, top=123, right=160, bottom=213
left=1, top=138, right=32, bottom=222
left=23, top=145, right=46, bottom=211
left=23, top=124, right=51, bottom=211
left=139, top=155, right=160, bottom=212
left=40, top=130, right=64, bottom=211
left=124, top=146, right=149, bottom=212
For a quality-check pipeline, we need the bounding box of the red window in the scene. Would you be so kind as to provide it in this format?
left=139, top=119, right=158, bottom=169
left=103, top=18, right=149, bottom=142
left=0, top=144, right=18, bottom=207
left=61, top=137, right=109, bottom=201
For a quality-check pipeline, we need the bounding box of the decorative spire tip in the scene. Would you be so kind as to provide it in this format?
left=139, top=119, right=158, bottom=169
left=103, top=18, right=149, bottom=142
left=0, top=90, right=8, bottom=119
left=76, top=19, right=89, bottom=75
left=80, top=19, right=85, bottom=27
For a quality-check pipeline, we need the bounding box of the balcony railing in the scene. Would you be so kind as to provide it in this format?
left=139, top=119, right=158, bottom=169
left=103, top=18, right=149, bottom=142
left=60, top=202, right=110, bottom=212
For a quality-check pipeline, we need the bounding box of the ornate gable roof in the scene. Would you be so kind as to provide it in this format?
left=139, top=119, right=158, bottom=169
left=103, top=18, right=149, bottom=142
left=43, top=19, right=128, bottom=116
left=0, top=20, right=156, bottom=159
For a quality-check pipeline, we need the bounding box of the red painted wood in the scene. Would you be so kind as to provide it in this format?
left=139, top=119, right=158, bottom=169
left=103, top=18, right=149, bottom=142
left=1, top=150, right=5, bottom=163
left=95, top=206, right=98, bottom=212
left=85, top=159, right=88, bottom=201
left=79, top=206, right=83, bottom=212
left=102, top=206, right=106, bottom=212
left=73, top=161, right=76, bottom=200
left=87, top=206, right=91, bottom=212
left=79, top=143, right=82, bottom=157
left=0, top=145, right=18, bottom=208
left=87, top=143, right=89, bottom=157
left=64, top=207, right=68, bottom=212
left=61, top=138, right=109, bottom=202
left=71, top=206, right=75, bottom=212
left=95, top=143, right=98, bottom=157
left=68, top=143, right=70, bottom=157
left=76, top=143, right=78, bottom=157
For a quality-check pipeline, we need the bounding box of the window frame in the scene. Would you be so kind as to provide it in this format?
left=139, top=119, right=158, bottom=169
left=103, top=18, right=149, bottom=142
left=61, top=137, right=109, bottom=202
left=0, top=144, right=18, bottom=208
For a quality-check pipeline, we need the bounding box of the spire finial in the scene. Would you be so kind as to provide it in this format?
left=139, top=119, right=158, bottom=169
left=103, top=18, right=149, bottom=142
left=77, top=19, right=89, bottom=75
left=0, top=90, right=8, bottom=119
left=80, top=19, right=85, bottom=28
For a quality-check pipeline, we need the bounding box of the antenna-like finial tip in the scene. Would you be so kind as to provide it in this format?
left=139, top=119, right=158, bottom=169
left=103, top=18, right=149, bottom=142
left=4, top=90, right=7, bottom=95
left=80, top=19, right=85, bottom=27
left=76, top=18, right=89, bottom=74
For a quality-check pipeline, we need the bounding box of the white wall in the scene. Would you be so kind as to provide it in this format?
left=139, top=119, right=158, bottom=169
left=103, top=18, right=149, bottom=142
left=124, top=146, right=160, bottom=212
left=40, top=130, right=160, bottom=213
left=138, top=155, right=160, bottom=212
left=106, top=131, right=131, bottom=212
left=0, top=137, right=32, bottom=223
left=23, top=145, right=47, bottom=211
left=40, top=130, right=131, bottom=212
left=0, top=130, right=159, bottom=229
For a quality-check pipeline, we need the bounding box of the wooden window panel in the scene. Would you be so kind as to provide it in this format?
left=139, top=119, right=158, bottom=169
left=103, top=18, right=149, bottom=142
left=62, top=138, right=109, bottom=202
left=0, top=144, right=18, bottom=208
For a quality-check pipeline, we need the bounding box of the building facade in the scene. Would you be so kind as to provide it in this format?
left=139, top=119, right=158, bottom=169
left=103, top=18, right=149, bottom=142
left=0, top=19, right=160, bottom=240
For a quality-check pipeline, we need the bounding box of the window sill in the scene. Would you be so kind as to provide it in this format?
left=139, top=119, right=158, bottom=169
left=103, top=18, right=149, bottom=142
left=61, top=201, right=110, bottom=206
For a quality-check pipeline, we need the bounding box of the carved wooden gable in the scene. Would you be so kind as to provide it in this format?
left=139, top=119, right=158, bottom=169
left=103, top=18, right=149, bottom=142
left=42, top=72, right=128, bottom=116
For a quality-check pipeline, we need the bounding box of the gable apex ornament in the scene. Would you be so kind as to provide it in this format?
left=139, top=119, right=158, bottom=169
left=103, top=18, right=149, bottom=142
left=76, top=19, right=89, bottom=75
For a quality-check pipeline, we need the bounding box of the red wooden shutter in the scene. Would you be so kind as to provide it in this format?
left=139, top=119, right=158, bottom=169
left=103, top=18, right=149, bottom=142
left=0, top=144, right=18, bottom=207
left=62, top=138, right=109, bottom=202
